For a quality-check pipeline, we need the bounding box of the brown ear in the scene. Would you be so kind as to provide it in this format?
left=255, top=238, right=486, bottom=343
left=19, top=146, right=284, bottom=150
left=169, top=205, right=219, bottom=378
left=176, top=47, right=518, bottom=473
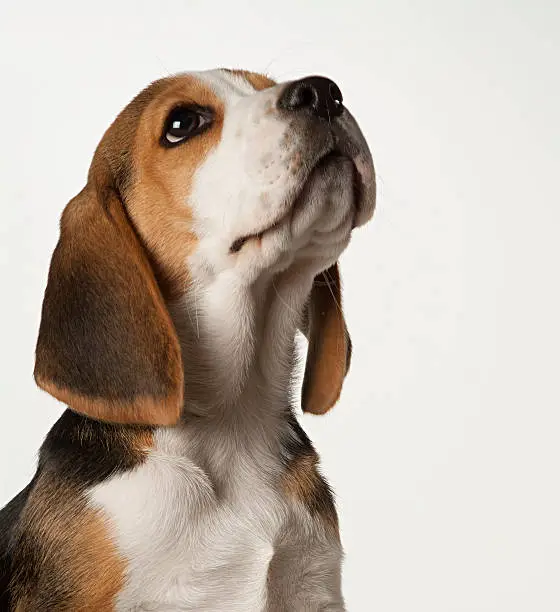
left=301, top=263, right=352, bottom=415
left=34, top=184, right=184, bottom=425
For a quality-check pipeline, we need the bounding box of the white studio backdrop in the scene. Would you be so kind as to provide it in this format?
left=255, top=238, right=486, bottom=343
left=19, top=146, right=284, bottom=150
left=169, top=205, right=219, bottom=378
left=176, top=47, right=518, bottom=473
left=0, top=1, right=558, bottom=610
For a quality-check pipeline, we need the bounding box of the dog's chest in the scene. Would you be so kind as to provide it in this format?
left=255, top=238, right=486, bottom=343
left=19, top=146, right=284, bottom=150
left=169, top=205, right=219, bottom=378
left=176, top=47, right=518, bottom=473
left=89, top=425, right=287, bottom=611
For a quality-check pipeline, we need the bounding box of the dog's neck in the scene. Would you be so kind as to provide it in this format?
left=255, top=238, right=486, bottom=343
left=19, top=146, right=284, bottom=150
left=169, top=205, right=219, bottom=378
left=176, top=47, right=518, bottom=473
left=168, top=265, right=314, bottom=420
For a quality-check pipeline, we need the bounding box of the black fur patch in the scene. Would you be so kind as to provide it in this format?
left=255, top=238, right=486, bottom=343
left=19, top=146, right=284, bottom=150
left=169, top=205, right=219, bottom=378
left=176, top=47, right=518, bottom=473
left=38, top=410, right=152, bottom=484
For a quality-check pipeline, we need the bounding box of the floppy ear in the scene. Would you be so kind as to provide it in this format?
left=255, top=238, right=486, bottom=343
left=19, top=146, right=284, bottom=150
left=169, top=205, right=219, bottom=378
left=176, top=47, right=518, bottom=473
left=301, top=263, right=352, bottom=415
left=34, top=182, right=184, bottom=426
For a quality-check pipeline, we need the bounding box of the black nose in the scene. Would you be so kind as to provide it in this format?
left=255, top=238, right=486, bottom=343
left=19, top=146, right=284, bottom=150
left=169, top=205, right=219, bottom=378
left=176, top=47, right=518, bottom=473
left=278, top=76, right=343, bottom=120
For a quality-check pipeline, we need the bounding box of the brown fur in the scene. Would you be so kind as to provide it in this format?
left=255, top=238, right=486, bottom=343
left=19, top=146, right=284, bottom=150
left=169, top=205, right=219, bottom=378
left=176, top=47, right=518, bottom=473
left=302, top=264, right=352, bottom=415
left=37, top=380, right=182, bottom=427
left=34, top=185, right=184, bottom=426
left=11, top=476, right=125, bottom=611
left=283, top=449, right=339, bottom=534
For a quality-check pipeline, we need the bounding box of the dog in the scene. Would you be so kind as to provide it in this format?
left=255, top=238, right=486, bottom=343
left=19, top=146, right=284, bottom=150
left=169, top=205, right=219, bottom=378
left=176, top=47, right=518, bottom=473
left=0, top=68, right=375, bottom=611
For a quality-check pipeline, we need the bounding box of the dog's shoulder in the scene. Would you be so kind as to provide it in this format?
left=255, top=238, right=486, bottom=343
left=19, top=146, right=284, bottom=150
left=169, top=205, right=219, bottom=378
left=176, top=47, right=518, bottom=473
left=4, top=410, right=151, bottom=611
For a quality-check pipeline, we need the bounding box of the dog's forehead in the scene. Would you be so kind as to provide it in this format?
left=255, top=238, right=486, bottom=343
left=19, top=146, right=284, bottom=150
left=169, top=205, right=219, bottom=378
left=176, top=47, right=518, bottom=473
left=183, top=68, right=276, bottom=102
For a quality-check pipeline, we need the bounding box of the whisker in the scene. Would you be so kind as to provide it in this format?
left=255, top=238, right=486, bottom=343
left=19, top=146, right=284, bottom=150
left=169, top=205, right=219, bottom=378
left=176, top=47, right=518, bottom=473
left=194, top=282, right=200, bottom=339
left=272, top=278, right=300, bottom=321
left=322, top=269, right=343, bottom=315
left=155, top=55, right=172, bottom=77
left=184, top=281, right=195, bottom=330
left=322, top=270, right=345, bottom=354
left=262, top=55, right=281, bottom=77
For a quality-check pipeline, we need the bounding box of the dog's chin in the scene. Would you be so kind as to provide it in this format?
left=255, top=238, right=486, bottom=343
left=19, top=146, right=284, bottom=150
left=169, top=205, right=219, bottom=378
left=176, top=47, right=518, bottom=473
left=229, top=151, right=357, bottom=255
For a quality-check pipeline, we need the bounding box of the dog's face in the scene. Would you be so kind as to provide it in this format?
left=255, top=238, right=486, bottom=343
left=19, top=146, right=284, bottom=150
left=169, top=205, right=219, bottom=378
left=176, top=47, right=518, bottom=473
left=103, top=69, right=374, bottom=292
left=34, top=69, right=375, bottom=425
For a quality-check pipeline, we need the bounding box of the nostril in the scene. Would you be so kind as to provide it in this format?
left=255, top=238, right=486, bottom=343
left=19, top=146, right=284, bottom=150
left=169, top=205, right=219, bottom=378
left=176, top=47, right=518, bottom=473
left=329, top=82, right=343, bottom=107
left=283, top=82, right=317, bottom=112
left=295, top=84, right=316, bottom=109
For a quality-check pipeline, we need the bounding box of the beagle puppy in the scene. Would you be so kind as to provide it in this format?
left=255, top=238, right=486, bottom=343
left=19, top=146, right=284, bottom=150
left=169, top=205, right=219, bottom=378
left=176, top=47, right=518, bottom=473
left=0, top=68, right=375, bottom=611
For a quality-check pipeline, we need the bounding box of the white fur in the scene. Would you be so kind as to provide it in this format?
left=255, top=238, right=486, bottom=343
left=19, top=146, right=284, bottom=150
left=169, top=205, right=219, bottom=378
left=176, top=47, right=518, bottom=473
left=88, top=69, right=374, bottom=611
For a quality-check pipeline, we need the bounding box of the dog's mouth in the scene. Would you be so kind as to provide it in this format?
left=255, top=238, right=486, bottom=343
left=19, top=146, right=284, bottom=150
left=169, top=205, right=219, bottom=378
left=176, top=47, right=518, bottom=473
left=229, top=213, right=287, bottom=253
left=229, top=149, right=361, bottom=254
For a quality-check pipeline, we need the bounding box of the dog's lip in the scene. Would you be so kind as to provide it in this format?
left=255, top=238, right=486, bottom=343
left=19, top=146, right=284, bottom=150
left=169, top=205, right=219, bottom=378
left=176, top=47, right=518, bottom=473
left=229, top=211, right=288, bottom=253
left=229, top=149, right=355, bottom=254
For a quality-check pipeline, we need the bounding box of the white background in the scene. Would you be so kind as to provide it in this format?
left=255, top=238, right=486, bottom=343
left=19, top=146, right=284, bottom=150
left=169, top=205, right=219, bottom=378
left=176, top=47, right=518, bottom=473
left=1, top=1, right=559, bottom=610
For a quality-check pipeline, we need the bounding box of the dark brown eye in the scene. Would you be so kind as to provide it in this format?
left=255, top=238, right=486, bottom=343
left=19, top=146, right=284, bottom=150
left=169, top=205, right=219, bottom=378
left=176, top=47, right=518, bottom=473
left=162, top=106, right=212, bottom=146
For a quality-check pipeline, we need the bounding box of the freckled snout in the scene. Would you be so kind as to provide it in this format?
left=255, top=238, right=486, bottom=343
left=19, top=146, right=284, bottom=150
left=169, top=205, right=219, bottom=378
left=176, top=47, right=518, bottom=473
left=278, top=76, right=343, bottom=121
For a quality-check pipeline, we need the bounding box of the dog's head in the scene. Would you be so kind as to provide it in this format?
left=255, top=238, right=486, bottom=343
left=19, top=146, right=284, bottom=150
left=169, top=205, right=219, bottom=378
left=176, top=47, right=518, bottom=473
left=34, top=69, right=375, bottom=425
